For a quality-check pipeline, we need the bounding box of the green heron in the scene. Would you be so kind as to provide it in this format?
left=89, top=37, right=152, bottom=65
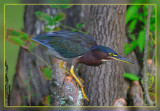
left=32, top=31, right=134, bottom=101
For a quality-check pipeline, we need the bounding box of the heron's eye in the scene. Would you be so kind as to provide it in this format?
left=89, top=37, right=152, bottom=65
left=109, top=53, right=117, bottom=56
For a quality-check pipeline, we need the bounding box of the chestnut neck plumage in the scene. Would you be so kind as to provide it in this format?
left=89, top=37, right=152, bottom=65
left=77, top=49, right=106, bottom=66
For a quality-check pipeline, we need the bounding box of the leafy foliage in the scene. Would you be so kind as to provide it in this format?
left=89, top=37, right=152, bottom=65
left=124, top=73, right=139, bottom=81
left=35, top=5, right=85, bottom=34
left=125, top=5, right=156, bottom=103
left=40, top=66, right=52, bottom=80
left=53, top=13, right=66, bottom=23
left=6, top=28, right=37, bottom=51
left=35, top=11, right=53, bottom=25
left=125, top=5, right=155, bottom=55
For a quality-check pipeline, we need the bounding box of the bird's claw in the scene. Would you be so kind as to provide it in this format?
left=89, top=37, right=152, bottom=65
left=59, top=61, right=89, bottom=101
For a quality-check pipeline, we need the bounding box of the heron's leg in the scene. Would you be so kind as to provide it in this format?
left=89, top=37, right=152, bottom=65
left=59, top=61, right=84, bottom=83
left=70, top=65, right=89, bottom=101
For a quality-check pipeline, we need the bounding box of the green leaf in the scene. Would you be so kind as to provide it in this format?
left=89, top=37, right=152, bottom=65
left=10, top=36, right=25, bottom=45
left=138, top=30, right=145, bottom=53
left=76, top=23, right=84, bottom=29
left=125, top=5, right=140, bottom=24
left=40, top=66, right=52, bottom=80
left=128, top=34, right=136, bottom=41
left=60, top=5, right=72, bottom=9
left=29, top=42, right=35, bottom=51
left=129, top=19, right=137, bottom=33
left=35, top=11, right=53, bottom=25
left=20, top=33, right=29, bottom=40
left=44, top=26, right=51, bottom=32
left=124, top=73, right=139, bottom=81
left=124, top=41, right=137, bottom=55
left=50, top=5, right=59, bottom=8
left=10, top=30, right=20, bottom=36
left=72, top=29, right=78, bottom=32
left=10, top=30, right=29, bottom=40
left=53, top=13, right=66, bottom=22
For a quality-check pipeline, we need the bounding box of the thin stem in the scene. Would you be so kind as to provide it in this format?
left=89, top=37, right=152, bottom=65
left=143, top=5, right=154, bottom=106
left=30, top=51, right=52, bottom=69
left=60, top=24, right=87, bottom=34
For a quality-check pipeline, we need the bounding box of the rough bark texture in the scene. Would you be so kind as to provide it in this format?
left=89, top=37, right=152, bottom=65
left=81, top=5, right=127, bottom=106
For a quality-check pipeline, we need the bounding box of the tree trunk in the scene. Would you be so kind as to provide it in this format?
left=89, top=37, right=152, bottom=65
left=10, top=5, right=56, bottom=106
left=81, top=5, right=127, bottom=106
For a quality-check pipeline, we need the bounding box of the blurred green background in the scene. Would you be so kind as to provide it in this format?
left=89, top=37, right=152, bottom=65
left=2, top=5, right=25, bottom=86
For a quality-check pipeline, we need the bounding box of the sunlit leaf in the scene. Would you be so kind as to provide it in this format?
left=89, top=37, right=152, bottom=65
left=10, top=30, right=29, bottom=40
left=124, top=73, right=139, bottom=81
left=35, top=11, right=53, bottom=25
left=124, top=41, right=137, bottom=55
left=40, top=66, right=52, bottom=80
left=129, top=19, right=137, bottom=33
left=138, top=30, right=145, bottom=53
left=10, top=36, right=25, bottom=45
left=10, top=30, right=20, bottom=36
left=125, top=5, right=140, bottom=24
left=53, top=13, right=66, bottom=22
left=20, top=33, right=29, bottom=40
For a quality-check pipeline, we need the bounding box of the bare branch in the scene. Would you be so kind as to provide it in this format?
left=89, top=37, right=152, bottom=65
left=143, top=5, right=154, bottom=106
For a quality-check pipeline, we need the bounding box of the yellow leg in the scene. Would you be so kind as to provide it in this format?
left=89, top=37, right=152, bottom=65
left=59, top=61, right=70, bottom=75
left=59, top=61, right=84, bottom=84
left=70, top=65, right=89, bottom=101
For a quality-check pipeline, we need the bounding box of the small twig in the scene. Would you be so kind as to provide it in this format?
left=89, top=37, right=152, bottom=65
left=149, top=32, right=156, bottom=46
left=60, top=24, right=87, bottom=34
left=143, top=5, right=154, bottom=106
left=48, top=55, right=54, bottom=68
left=30, top=51, right=52, bottom=69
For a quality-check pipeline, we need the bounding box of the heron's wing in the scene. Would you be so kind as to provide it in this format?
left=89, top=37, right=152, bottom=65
left=32, top=31, right=97, bottom=58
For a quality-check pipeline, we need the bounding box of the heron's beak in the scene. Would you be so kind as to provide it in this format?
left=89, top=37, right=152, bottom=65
left=111, top=55, right=135, bottom=64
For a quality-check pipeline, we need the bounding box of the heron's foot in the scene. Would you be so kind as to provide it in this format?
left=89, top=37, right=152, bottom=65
left=78, top=77, right=84, bottom=84
left=70, top=65, right=89, bottom=101
left=59, top=61, right=85, bottom=84
left=59, top=61, right=70, bottom=75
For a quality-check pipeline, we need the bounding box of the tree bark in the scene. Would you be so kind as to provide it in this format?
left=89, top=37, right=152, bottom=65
left=81, top=5, right=127, bottom=106
left=10, top=5, right=56, bottom=106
